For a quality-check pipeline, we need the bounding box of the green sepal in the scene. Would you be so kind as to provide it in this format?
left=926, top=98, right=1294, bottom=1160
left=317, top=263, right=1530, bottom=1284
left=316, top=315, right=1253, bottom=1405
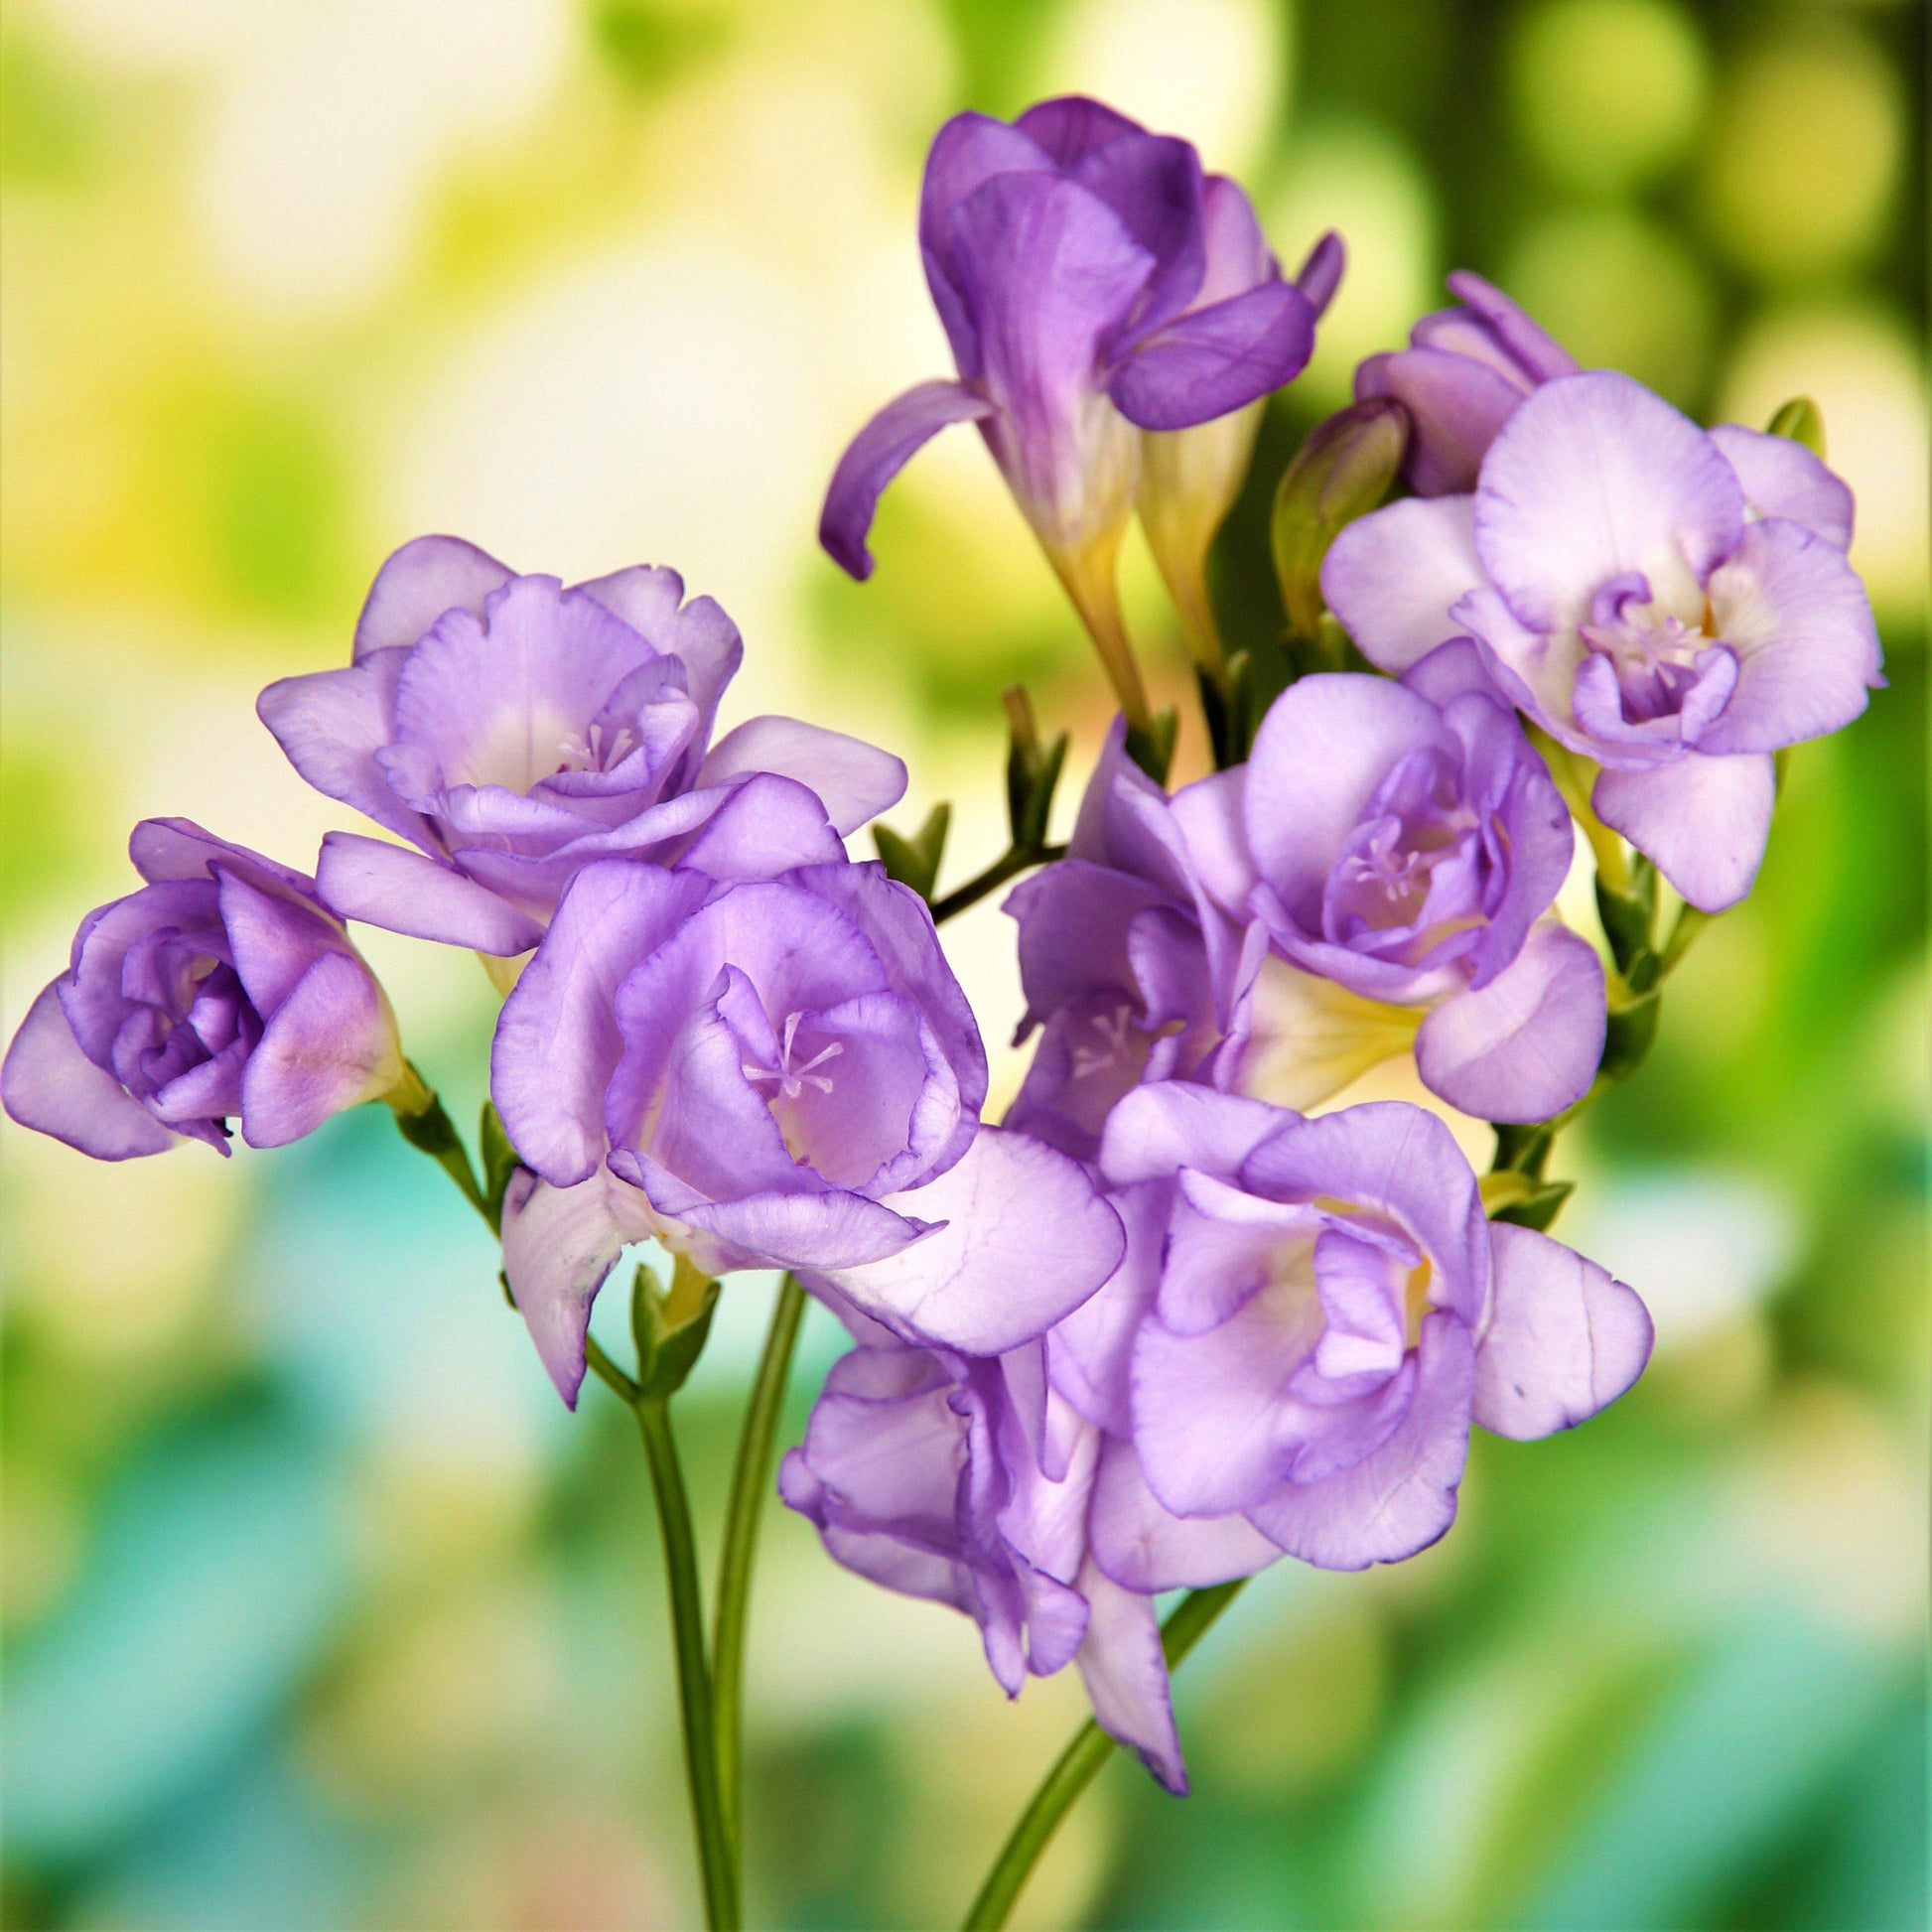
left=631, top=1255, right=722, bottom=1402
left=1003, top=685, right=1068, bottom=848
left=1594, top=855, right=1657, bottom=977
left=1490, top=1119, right=1557, bottom=1180
left=480, top=1101, right=520, bottom=1227
left=1491, top=1178, right=1576, bottom=1231
left=392, top=1077, right=461, bottom=1158
left=1600, top=991, right=1661, bottom=1081
left=874, top=801, right=951, bottom=901
left=1765, top=395, right=1826, bottom=459
left=1124, top=707, right=1178, bottom=786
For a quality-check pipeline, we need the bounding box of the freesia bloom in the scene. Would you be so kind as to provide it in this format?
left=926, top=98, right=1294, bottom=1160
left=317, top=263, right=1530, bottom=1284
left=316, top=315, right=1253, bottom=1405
left=1005, top=719, right=1250, bottom=1160
left=3, top=819, right=408, bottom=1158
left=490, top=858, right=1124, bottom=1404
left=820, top=95, right=1329, bottom=724
left=1322, top=372, right=1883, bottom=910
left=1353, top=270, right=1577, bottom=496
left=1178, top=650, right=1604, bottom=1121
left=780, top=1292, right=1190, bottom=1791
left=259, top=536, right=905, bottom=971
left=1057, top=1084, right=1652, bottom=1579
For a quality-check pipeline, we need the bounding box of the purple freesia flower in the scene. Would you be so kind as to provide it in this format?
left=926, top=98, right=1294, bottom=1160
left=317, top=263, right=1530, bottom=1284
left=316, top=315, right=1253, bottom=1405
left=1175, top=652, right=1604, bottom=1122
left=1005, top=719, right=1252, bottom=1160
left=1354, top=270, right=1578, bottom=496
left=1322, top=372, right=1883, bottom=911
left=780, top=1291, right=1190, bottom=1792
left=490, top=857, right=1124, bottom=1404
left=3, top=819, right=408, bottom=1159
left=1058, top=1083, right=1652, bottom=1580
left=820, top=96, right=1330, bottom=721
left=258, top=535, right=906, bottom=966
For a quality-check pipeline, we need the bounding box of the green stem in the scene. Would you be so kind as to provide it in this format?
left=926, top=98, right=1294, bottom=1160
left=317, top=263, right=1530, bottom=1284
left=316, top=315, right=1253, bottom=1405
left=962, top=1581, right=1246, bottom=1931
left=929, top=843, right=1065, bottom=925
left=634, top=1397, right=740, bottom=1930
left=712, top=1274, right=809, bottom=1851
left=390, top=1082, right=495, bottom=1231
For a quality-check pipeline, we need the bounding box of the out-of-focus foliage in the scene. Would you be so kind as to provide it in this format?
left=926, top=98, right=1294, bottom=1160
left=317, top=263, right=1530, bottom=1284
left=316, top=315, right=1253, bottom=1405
left=1, top=1, right=1923, bottom=1926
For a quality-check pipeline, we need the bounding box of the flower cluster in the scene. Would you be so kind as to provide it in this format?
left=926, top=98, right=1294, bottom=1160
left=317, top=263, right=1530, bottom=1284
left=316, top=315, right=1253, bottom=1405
left=5, top=95, right=1883, bottom=1824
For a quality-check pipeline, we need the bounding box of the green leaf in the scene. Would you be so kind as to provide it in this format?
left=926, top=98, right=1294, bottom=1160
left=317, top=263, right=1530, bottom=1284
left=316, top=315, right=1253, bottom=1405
left=1765, top=395, right=1826, bottom=459
left=630, top=1256, right=722, bottom=1401
left=873, top=801, right=950, bottom=901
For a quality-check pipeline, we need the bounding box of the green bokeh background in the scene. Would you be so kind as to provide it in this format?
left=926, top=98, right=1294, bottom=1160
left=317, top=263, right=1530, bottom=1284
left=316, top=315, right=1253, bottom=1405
left=1, top=2, right=1924, bottom=1926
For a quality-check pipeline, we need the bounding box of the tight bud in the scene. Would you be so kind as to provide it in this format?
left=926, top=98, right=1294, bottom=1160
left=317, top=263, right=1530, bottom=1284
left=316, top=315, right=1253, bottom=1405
left=1271, top=398, right=1410, bottom=638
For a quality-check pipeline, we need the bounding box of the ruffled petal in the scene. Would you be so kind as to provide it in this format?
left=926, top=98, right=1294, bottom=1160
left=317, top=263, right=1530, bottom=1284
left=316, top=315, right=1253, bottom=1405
left=1473, top=372, right=1745, bottom=633
left=1474, top=1221, right=1652, bottom=1439
left=1708, top=424, right=1854, bottom=550
left=1073, top=1555, right=1188, bottom=1794
left=1591, top=753, right=1776, bottom=914
left=698, top=717, right=907, bottom=836
left=1695, top=519, right=1883, bottom=756
left=315, top=832, right=546, bottom=954
left=814, top=1127, right=1124, bottom=1353
left=1319, top=495, right=1484, bottom=672
left=674, top=773, right=846, bottom=881
left=256, top=651, right=430, bottom=847
left=500, top=1167, right=656, bottom=1407
left=1414, top=922, right=1605, bottom=1123
left=2, top=980, right=177, bottom=1159
left=819, top=380, right=994, bottom=579
left=1088, top=1435, right=1281, bottom=1592
left=351, top=533, right=512, bottom=662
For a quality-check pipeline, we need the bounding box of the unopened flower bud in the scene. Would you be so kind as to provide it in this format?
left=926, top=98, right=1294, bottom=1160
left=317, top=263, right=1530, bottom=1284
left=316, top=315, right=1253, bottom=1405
left=1765, top=395, right=1826, bottom=459
left=1271, top=398, right=1409, bottom=638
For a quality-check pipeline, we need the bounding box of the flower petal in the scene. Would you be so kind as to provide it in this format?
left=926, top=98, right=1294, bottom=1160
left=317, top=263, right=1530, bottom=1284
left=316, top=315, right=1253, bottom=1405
left=674, top=773, right=846, bottom=880
left=315, top=832, right=545, bottom=954
left=698, top=717, right=907, bottom=836
left=820, top=380, right=994, bottom=580
left=256, top=651, right=431, bottom=847
left=1590, top=753, right=1776, bottom=914
left=1708, top=424, right=1854, bottom=550
left=240, top=950, right=398, bottom=1148
left=1319, top=495, right=1484, bottom=672
left=491, top=861, right=717, bottom=1184
left=352, top=533, right=512, bottom=662
left=1, top=980, right=177, bottom=1159
left=814, top=1127, right=1125, bottom=1353
left=1474, top=1221, right=1652, bottom=1439
left=1696, top=519, right=1883, bottom=756
left=1414, top=922, right=1605, bottom=1123
left=1443, top=270, right=1579, bottom=382
left=1473, top=371, right=1745, bottom=633
left=1110, top=280, right=1316, bottom=431
left=1074, top=1556, right=1188, bottom=1795
left=1354, top=345, right=1527, bottom=497
left=500, top=1167, right=655, bottom=1407
left=1088, top=1435, right=1280, bottom=1592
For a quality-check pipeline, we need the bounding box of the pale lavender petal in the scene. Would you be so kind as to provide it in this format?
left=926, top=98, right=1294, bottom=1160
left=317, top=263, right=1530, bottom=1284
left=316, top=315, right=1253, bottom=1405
left=315, top=833, right=545, bottom=954
left=1110, top=280, right=1316, bottom=431
left=1474, top=372, right=1745, bottom=633
left=1, top=980, right=177, bottom=1159
left=1095, top=1079, right=1288, bottom=1188
left=816, top=1127, right=1124, bottom=1353
left=1474, top=1221, right=1652, bottom=1440
left=820, top=380, right=994, bottom=580
left=1414, top=922, right=1605, bottom=1123
left=1074, top=1556, right=1188, bottom=1795
left=666, top=1184, right=931, bottom=1276
left=211, top=867, right=340, bottom=1020
left=1354, top=345, right=1527, bottom=497
left=1319, top=494, right=1483, bottom=672
left=1245, top=1311, right=1473, bottom=1570
left=1401, top=637, right=1510, bottom=708
left=1169, top=766, right=1257, bottom=917
left=256, top=651, right=431, bottom=847
left=1088, top=1435, right=1280, bottom=1592
left=127, top=817, right=314, bottom=897
left=1708, top=424, right=1855, bottom=550
left=1244, top=673, right=1456, bottom=912
left=1696, top=519, right=1883, bottom=756
left=351, top=533, right=512, bottom=661
left=492, top=861, right=717, bottom=1183
left=240, top=950, right=396, bottom=1148
left=674, top=773, right=846, bottom=880
left=698, top=717, right=908, bottom=835
left=1591, top=752, right=1776, bottom=914
left=500, top=1167, right=656, bottom=1407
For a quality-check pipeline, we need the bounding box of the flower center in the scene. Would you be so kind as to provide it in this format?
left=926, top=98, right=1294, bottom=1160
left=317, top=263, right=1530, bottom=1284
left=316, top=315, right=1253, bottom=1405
left=742, top=1009, right=844, bottom=1101
left=1578, top=572, right=1713, bottom=724
left=1069, top=1001, right=1138, bottom=1079
left=552, top=720, right=639, bottom=776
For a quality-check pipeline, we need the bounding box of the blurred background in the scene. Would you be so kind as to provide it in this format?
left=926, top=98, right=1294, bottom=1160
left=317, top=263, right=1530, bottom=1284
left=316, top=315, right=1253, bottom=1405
left=1, top=0, right=1924, bottom=1925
